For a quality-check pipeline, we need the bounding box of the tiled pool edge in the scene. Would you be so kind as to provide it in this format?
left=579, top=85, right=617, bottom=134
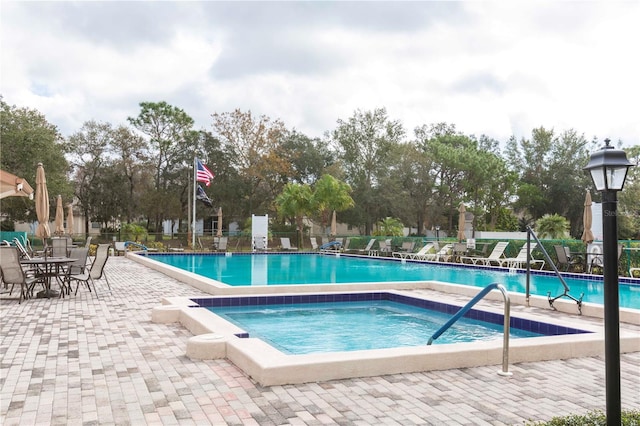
left=154, top=290, right=640, bottom=386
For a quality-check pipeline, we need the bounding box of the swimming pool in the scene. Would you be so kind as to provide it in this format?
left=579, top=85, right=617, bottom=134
left=146, top=252, right=640, bottom=310
left=207, top=298, right=578, bottom=354
left=153, top=290, right=639, bottom=386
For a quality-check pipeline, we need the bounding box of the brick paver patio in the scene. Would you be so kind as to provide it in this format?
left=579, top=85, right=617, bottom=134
left=1, top=256, right=639, bottom=425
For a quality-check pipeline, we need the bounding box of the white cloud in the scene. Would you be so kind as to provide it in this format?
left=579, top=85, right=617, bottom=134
left=1, top=1, right=638, bottom=146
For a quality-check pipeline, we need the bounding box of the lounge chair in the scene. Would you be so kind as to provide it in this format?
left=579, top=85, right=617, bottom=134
left=392, top=241, right=416, bottom=258
left=310, top=238, right=319, bottom=250
left=353, top=239, right=376, bottom=255
left=280, top=237, right=298, bottom=251
left=497, top=243, right=545, bottom=270
left=214, top=236, right=228, bottom=252
left=631, top=267, right=640, bottom=278
left=460, top=242, right=509, bottom=266
left=418, top=244, right=453, bottom=262
left=399, top=243, right=436, bottom=260
left=378, top=239, right=392, bottom=255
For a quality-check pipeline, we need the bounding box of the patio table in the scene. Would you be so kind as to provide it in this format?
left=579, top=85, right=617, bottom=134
left=21, top=256, right=76, bottom=298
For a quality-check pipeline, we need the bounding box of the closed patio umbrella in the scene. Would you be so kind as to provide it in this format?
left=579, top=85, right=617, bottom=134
left=67, top=204, right=74, bottom=236
left=217, top=207, right=223, bottom=237
left=34, top=163, right=51, bottom=244
left=457, top=202, right=466, bottom=241
left=54, top=195, right=64, bottom=236
left=330, top=210, right=337, bottom=236
left=581, top=191, right=594, bottom=244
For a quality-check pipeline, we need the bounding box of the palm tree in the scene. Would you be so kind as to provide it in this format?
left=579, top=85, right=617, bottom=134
left=276, top=183, right=313, bottom=248
left=375, top=217, right=404, bottom=236
left=312, top=175, right=355, bottom=234
left=535, top=214, right=570, bottom=239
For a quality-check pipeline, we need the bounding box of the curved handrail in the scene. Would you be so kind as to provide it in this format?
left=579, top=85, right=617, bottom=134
left=427, top=283, right=512, bottom=376
left=124, top=241, right=148, bottom=253
left=525, top=226, right=583, bottom=313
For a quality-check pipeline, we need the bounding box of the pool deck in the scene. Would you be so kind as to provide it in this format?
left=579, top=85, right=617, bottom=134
left=2, top=257, right=639, bottom=425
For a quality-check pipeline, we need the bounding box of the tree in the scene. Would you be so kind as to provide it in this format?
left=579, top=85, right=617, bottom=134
left=0, top=98, right=70, bottom=223
left=128, top=102, right=195, bottom=237
left=332, top=107, right=404, bottom=234
left=211, top=109, right=290, bottom=217
left=374, top=217, right=404, bottom=236
left=276, top=183, right=314, bottom=246
left=312, top=174, right=355, bottom=234
left=535, top=214, right=570, bottom=239
left=280, top=131, right=334, bottom=185
left=506, top=127, right=591, bottom=237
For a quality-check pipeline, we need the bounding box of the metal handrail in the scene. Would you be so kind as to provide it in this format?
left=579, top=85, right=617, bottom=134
left=525, top=226, right=583, bottom=313
left=427, top=283, right=512, bottom=376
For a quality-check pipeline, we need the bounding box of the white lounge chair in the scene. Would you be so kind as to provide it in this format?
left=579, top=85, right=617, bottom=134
left=353, top=239, right=377, bottom=255
left=280, top=237, right=298, bottom=251
left=398, top=243, right=435, bottom=260
left=310, top=238, right=318, bottom=250
left=418, top=244, right=453, bottom=262
left=460, top=242, right=509, bottom=266
left=497, top=243, right=545, bottom=270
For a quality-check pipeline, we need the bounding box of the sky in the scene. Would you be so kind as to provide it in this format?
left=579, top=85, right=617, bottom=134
left=2, top=1, right=639, bottom=146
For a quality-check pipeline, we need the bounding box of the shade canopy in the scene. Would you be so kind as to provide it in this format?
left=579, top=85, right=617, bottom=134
left=581, top=191, right=595, bottom=244
left=457, top=202, right=466, bottom=241
left=584, top=139, right=633, bottom=191
left=35, top=163, right=51, bottom=241
left=0, top=169, right=34, bottom=200
left=54, top=195, right=65, bottom=236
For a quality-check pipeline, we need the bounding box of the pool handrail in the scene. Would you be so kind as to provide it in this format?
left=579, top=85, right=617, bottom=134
left=525, top=226, right=584, bottom=313
left=427, top=283, right=512, bottom=376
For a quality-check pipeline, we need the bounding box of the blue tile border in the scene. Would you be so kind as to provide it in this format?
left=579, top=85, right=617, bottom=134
left=190, top=291, right=592, bottom=337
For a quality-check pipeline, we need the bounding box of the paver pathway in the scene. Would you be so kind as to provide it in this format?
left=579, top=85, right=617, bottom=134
left=1, top=257, right=639, bottom=425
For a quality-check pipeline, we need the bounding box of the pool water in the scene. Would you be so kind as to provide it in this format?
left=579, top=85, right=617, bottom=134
left=150, top=253, right=640, bottom=309
left=210, top=300, right=543, bottom=354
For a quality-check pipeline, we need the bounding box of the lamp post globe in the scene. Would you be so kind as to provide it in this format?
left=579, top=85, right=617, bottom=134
left=583, top=138, right=633, bottom=426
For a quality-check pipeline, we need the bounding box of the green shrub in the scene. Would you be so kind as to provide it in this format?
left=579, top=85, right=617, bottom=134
left=525, top=409, right=640, bottom=425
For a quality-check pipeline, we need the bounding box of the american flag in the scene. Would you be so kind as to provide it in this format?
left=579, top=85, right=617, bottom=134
left=196, top=158, right=215, bottom=186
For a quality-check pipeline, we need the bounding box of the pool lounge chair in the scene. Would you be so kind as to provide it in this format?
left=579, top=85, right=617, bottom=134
left=417, top=244, right=453, bottom=262
left=378, top=239, right=392, bottom=255
left=392, top=241, right=417, bottom=258
left=352, top=239, right=376, bottom=255
left=398, top=243, right=436, bottom=260
left=280, top=237, right=298, bottom=251
left=310, top=238, right=318, bottom=250
left=497, top=243, right=545, bottom=270
left=460, top=242, right=509, bottom=266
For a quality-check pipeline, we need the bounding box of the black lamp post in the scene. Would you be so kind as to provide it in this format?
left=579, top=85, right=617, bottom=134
left=435, top=225, right=440, bottom=243
left=583, top=138, right=634, bottom=426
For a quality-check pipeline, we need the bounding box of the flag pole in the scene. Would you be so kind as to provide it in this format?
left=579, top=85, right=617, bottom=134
left=192, top=157, right=198, bottom=249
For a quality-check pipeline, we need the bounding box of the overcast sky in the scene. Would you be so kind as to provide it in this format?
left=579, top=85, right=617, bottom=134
left=2, top=1, right=639, bottom=146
